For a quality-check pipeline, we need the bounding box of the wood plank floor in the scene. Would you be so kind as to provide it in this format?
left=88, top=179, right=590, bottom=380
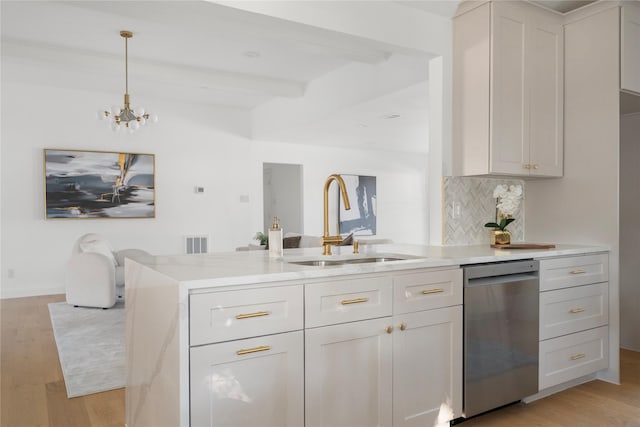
left=1, top=294, right=639, bottom=426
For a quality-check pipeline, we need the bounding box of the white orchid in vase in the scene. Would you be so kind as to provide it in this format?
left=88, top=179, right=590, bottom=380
left=484, top=184, right=522, bottom=235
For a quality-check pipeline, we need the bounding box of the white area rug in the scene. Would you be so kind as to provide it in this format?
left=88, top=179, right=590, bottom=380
left=48, top=301, right=125, bottom=398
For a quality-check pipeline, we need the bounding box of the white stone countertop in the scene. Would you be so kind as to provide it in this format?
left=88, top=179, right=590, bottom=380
left=129, top=243, right=609, bottom=291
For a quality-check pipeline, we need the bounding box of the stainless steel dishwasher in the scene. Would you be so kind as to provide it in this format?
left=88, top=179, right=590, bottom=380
left=463, top=260, right=539, bottom=418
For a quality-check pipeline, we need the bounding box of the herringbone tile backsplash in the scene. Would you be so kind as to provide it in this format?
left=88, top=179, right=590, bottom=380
left=443, top=176, right=525, bottom=245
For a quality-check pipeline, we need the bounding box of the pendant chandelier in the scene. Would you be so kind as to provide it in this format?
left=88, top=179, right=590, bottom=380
left=97, top=30, right=157, bottom=133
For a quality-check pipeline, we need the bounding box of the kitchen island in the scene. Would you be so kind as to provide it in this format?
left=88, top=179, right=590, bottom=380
left=125, top=243, right=609, bottom=427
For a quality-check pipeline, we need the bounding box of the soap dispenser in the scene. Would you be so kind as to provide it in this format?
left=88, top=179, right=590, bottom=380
left=268, top=216, right=283, bottom=257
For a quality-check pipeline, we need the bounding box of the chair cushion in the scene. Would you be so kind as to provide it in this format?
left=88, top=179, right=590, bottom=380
left=283, top=235, right=302, bottom=249
left=80, top=240, right=117, bottom=266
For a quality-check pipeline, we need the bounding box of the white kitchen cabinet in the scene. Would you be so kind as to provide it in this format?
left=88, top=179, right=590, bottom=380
left=190, top=330, right=304, bottom=427
left=305, top=268, right=463, bottom=427
left=539, top=326, right=609, bottom=389
left=305, top=317, right=393, bottom=427
left=393, top=306, right=462, bottom=427
left=538, top=253, right=610, bottom=391
left=622, top=1, right=640, bottom=94
left=453, top=1, right=563, bottom=177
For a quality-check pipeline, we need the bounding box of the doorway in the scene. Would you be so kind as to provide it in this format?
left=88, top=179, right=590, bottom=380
left=263, top=163, right=303, bottom=235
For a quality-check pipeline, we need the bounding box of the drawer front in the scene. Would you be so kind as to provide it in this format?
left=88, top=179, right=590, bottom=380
left=305, top=276, right=392, bottom=328
left=393, top=268, right=462, bottom=314
left=540, top=282, right=608, bottom=340
left=539, top=326, right=609, bottom=390
left=190, top=285, right=303, bottom=346
left=540, top=253, right=608, bottom=291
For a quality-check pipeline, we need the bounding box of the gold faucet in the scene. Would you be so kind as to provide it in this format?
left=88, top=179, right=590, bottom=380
left=322, top=174, right=351, bottom=256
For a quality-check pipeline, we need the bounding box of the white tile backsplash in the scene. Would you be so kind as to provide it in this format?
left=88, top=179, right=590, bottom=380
left=443, top=176, right=525, bottom=245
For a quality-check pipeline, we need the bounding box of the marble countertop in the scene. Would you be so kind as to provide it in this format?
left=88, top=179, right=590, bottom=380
left=130, top=243, right=609, bottom=291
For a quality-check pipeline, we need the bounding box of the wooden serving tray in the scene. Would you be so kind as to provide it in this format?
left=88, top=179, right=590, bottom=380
left=491, top=243, right=556, bottom=249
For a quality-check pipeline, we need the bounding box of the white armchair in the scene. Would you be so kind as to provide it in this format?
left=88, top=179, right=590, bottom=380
left=66, top=233, right=149, bottom=309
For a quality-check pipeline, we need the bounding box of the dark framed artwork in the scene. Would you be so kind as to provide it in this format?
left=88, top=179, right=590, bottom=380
left=44, top=149, right=155, bottom=219
left=339, top=174, right=377, bottom=236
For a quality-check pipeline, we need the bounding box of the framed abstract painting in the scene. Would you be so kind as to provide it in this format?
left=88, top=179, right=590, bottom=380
left=338, top=174, right=377, bottom=236
left=44, top=149, right=155, bottom=219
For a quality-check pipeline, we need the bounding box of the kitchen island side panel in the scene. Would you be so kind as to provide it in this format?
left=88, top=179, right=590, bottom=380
left=125, top=259, right=186, bottom=427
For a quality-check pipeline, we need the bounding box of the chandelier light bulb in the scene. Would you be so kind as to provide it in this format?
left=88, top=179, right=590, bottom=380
left=98, top=30, right=157, bottom=134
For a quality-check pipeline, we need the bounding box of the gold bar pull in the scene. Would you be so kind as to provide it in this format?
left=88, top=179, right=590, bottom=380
left=570, top=353, right=586, bottom=361
left=569, top=308, right=586, bottom=314
left=236, top=311, right=271, bottom=320
left=236, top=345, right=271, bottom=356
left=422, top=288, right=444, bottom=295
left=570, top=269, right=587, bottom=274
left=341, top=297, right=369, bottom=305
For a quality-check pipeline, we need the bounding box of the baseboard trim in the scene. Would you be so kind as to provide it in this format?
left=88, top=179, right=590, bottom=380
left=1, top=286, right=65, bottom=299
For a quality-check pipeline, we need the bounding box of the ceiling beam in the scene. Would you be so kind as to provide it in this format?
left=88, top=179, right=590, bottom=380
left=2, top=38, right=305, bottom=99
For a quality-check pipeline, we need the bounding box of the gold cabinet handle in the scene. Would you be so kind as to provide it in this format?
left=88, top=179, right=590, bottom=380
left=570, top=269, right=586, bottom=274
left=341, top=297, right=369, bottom=305
left=569, top=308, right=586, bottom=314
left=236, top=345, right=271, bottom=356
left=399, top=323, right=407, bottom=331
left=385, top=326, right=393, bottom=334
left=422, top=288, right=444, bottom=295
left=236, top=311, right=270, bottom=320
left=570, top=353, right=586, bottom=361
left=533, top=164, right=539, bottom=170
left=523, top=164, right=531, bottom=169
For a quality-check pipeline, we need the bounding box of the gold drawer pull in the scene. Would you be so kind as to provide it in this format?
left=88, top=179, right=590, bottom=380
left=341, top=297, right=369, bottom=305
left=569, top=308, right=586, bottom=314
left=399, top=323, right=407, bottom=331
left=570, top=269, right=586, bottom=274
left=422, top=288, right=444, bottom=295
left=237, top=345, right=271, bottom=356
left=385, top=326, right=394, bottom=334
left=570, top=353, right=586, bottom=361
left=236, top=311, right=270, bottom=320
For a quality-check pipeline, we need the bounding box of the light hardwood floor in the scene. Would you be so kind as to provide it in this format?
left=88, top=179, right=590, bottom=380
left=1, top=294, right=639, bottom=426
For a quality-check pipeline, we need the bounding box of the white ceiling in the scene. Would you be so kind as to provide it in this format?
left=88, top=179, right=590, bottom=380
left=0, top=1, right=598, bottom=153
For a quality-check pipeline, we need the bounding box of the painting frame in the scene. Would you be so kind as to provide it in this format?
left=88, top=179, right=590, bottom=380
left=43, top=148, right=156, bottom=219
left=338, top=174, right=377, bottom=236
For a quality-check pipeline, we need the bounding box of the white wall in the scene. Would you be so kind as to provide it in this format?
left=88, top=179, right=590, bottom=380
left=1, top=79, right=429, bottom=298
left=620, top=112, right=640, bottom=351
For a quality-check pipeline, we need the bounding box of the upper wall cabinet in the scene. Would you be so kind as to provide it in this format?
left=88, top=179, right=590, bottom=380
left=622, top=1, right=640, bottom=94
left=453, top=1, right=564, bottom=177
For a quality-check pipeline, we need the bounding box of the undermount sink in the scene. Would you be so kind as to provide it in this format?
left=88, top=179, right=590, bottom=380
left=287, top=255, right=419, bottom=267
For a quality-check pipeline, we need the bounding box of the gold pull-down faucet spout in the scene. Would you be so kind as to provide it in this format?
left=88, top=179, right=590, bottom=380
left=322, top=174, right=351, bottom=256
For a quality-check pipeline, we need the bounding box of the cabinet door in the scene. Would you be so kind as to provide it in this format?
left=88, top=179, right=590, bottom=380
left=490, top=1, right=529, bottom=175
left=528, top=10, right=564, bottom=177
left=305, top=318, right=393, bottom=427
left=622, top=2, right=640, bottom=94
left=393, top=306, right=463, bottom=427
left=190, top=331, right=303, bottom=427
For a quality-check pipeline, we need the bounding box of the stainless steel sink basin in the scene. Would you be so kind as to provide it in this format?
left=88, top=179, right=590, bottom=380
left=288, top=256, right=414, bottom=267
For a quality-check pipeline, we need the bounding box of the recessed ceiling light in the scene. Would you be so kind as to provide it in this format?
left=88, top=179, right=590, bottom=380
left=244, top=51, right=261, bottom=58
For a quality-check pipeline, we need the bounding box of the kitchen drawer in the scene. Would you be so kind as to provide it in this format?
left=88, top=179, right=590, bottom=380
left=393, top=268, right=462, bottom=314
left=539, top=253, right=608, bottom=291
left=540, top=282, right=608, bottom=340
left=305, top=275, right=392, bottom=328
left=190, top=285, right=303, bottom=346
left=539, top=326, right=609, bottom=390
